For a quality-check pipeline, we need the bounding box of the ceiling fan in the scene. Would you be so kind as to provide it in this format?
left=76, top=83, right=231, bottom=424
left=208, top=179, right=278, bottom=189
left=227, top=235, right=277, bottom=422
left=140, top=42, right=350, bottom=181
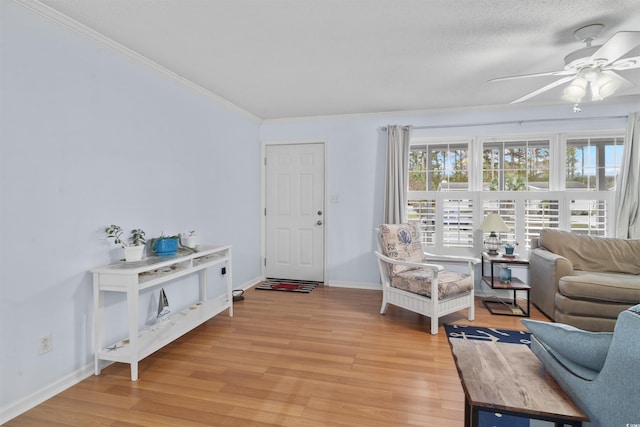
left=491, top=24, right=640, bottom=105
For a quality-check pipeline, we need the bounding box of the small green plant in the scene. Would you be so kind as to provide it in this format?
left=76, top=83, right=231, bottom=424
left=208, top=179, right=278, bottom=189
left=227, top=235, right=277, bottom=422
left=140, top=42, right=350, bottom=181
left=105, top=225, right=146, bottom=247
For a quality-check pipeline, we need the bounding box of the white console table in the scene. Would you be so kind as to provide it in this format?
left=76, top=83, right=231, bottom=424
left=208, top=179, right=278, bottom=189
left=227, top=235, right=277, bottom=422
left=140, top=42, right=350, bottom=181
left=91, top=245, right=232, bottom=381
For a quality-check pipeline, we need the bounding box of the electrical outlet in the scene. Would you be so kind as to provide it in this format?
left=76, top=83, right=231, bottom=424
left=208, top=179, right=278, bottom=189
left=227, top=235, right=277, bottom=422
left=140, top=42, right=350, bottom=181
left=38, top=334, right=52, bottom=356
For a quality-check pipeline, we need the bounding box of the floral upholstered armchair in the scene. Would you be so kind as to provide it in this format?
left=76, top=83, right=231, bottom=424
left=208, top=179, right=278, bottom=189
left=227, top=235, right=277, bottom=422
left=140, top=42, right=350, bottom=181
left=374, top=222, right=478, bottom=335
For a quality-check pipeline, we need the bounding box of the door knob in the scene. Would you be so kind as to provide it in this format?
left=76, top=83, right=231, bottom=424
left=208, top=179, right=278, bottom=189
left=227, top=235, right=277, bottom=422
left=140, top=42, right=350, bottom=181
left=317, top=210, right=323, bottom=215
left=317, top=220, right=323, bottom=225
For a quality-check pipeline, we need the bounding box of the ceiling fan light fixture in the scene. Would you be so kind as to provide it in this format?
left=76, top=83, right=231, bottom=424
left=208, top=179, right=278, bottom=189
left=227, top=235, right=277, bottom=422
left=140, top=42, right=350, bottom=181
left=594, top=74, right=622, bottom=99
left=562, top=77, right=587, bottom=101
left=583, top=68, right=600, bottom=82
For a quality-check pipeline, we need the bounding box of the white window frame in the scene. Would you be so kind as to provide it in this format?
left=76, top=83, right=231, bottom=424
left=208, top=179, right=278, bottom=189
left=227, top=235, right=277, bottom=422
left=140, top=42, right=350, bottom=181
left=408, top=130, right=624, bottom=256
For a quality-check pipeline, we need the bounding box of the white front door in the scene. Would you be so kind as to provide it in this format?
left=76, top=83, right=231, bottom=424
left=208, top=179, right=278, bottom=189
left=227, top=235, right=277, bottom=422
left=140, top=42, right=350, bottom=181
left=265, top=143, right=325, bottom=282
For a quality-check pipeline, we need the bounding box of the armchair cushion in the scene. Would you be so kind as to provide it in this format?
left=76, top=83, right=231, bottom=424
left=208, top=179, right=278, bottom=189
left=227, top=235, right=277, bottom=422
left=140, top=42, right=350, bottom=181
left=392, top=269, right=473, bottom=299
left=522, top=319, right=613, bottom=372
left=379, top=222, right=425, bottom=274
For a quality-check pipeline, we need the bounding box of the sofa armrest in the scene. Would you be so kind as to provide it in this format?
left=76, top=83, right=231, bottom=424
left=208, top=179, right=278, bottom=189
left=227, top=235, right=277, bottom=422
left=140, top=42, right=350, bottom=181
left=530, top=247, right=574, bottom=320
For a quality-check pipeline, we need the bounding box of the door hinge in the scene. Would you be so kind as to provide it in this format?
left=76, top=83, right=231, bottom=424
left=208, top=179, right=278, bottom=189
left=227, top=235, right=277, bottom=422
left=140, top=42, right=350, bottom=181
left=264, top=258, right=267, bottom=266
left=264, top=208, right=267, bottom=216
left=264, top=157, right=267, bottom=166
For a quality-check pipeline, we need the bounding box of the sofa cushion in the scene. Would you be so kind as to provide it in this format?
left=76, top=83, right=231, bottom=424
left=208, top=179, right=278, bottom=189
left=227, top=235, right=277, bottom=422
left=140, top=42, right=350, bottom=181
left=554, top=310, right=619, bottom=333
left=522, top=319, right=613, bottom=373
left=558, top=271, right=640, bottom=304
left=539, top=229, right=640, bottom=274
left=555, top=293, right=633, bottom=320
left=391, top=269, right=473, bottom=299
left=379, top=222, right=425, bottom=274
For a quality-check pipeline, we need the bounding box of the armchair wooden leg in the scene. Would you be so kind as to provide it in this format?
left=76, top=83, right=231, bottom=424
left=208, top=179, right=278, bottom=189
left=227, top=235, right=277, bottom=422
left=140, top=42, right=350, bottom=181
left=380, top=300, right=388, bottom=314
left=431, top=318, right=438, bottom=335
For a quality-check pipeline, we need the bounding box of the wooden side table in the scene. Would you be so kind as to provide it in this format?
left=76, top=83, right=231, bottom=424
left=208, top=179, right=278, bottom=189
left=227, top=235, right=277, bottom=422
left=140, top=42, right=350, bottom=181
left=449, top=340, right=589, bottom=427
left=481, top=252, right=530, bottom=317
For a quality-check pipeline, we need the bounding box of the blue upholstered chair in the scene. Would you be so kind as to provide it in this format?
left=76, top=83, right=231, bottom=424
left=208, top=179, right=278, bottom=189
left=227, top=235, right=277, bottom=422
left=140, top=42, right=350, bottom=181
left=522, top=304, right=640, bottom=427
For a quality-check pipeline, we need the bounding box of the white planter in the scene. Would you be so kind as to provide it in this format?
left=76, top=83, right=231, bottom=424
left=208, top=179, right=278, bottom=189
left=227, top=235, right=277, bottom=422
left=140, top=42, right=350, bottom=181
left=183, top=235, right=198, bottom=248
left=123, top=245, right=145, bottom=262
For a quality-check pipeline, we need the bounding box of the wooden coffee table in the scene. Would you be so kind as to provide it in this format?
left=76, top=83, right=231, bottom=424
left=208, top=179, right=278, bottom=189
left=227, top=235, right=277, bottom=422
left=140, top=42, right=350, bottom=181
left=449, top=339, right=589, bottom=427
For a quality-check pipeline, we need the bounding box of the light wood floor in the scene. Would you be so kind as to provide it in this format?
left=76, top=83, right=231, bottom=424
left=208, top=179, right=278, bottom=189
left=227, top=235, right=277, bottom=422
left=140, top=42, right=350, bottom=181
left=7, top=287, right=549, bottom=427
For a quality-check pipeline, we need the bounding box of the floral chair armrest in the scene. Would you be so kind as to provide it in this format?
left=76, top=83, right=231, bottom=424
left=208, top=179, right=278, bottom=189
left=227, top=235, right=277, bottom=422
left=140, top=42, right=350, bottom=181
left=374, top=251, right=444, bottom=273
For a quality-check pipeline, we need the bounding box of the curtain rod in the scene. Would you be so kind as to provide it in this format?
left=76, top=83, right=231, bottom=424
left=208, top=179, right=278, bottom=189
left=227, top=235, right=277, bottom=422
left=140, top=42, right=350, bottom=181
left=380, top=115, right=628, bottom=131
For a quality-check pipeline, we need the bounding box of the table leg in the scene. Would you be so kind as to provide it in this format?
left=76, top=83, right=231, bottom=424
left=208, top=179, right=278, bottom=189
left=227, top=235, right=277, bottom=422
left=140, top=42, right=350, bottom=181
left=471, top=405, right=480, bottom=427
left=464, top=396, right=470, bottom=427
left=127, top=288, right=139, bottom=381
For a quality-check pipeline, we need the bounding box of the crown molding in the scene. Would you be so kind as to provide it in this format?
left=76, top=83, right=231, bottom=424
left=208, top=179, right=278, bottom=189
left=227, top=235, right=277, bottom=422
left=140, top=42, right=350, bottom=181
left=9, top=0, right=262, bottom=124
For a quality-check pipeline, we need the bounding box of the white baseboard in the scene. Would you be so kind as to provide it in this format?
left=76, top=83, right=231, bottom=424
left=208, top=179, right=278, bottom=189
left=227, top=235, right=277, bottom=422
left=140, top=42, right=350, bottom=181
left=0, top=363, right=94, bottom=425
left=326, top=280, right=381, bottom=290
left=238, top=277, right=263, bottom=291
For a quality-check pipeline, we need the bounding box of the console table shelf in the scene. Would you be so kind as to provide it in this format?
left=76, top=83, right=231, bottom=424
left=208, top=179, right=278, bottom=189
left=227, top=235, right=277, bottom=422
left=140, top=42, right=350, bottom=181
left=91, top=245, right=232, bottom=381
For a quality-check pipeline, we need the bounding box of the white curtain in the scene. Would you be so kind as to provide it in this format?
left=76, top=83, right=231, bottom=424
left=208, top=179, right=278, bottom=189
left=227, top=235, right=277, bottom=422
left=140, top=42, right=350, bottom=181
left=383, top=125, right=412, bottom=224
left=615, top=112, right=640, bottom=238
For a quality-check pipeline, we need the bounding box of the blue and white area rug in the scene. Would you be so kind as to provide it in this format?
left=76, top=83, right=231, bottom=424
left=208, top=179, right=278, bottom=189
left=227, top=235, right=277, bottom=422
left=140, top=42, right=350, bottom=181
left=444, top=324, right=531, bottom=346
left=445, top=325, right=531, bottom=427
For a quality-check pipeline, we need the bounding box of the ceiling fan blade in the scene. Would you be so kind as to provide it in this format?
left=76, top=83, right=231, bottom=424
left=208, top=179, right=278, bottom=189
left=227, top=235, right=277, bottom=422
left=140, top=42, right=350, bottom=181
left=605, top=55, right=640, bottom=71
left=489, top=70, right=574, bottom=82
left=603, top=70, right=634, bottom=86
left=510, top=75, right=576, bottom=104
left=590, top=31, right=640, bottom=65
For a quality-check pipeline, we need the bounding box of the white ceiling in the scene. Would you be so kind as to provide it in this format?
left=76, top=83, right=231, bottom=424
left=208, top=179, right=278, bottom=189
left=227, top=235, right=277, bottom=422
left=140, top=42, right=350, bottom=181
left=34, top=0, right=640, bottom=120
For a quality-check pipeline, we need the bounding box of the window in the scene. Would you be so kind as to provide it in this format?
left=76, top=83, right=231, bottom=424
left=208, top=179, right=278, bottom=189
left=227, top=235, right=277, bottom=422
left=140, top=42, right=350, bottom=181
left=410, top=142, right=469, bottom=191
left=443, top=199, right=474, bottom=248
left=564, top=136, right=621, bottom=236
left=408, top=131, right=623, bottom=254
left=407, top=200, right=436, bottom=246
left=569, top=199, right=608, bottom=236
left=525, top=199, right=559, bottom=245
left=483, top=139, right=550, bottom=191
left=566, top=136, right=623, bottom=191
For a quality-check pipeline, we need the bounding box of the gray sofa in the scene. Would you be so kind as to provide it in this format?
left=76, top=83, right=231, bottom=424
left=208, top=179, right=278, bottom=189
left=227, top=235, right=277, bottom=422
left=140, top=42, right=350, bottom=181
left=529, top=229, right=640, bottom=331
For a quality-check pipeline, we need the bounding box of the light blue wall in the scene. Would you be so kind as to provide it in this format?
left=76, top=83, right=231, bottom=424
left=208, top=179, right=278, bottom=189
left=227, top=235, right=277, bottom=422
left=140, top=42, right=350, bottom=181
left=260, top=102, right=637, bottom=287
left=0, top=1, right=261, bottom=412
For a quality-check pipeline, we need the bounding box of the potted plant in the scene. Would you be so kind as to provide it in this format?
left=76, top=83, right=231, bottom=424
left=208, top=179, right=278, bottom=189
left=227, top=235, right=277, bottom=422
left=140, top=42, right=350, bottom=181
left=182, top=230, right=198, bottom=248
left=105, top=224, right=146, bottom=262
left=152, top=232, right=198, bottom=256
left=504, top=241, right=519, bottom=256
left=151, top=233, right=180, bottom=256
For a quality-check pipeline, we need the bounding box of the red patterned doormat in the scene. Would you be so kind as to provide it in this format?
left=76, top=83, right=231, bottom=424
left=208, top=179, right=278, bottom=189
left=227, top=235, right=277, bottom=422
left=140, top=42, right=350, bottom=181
left=256, top=279, right=320, bottom=293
